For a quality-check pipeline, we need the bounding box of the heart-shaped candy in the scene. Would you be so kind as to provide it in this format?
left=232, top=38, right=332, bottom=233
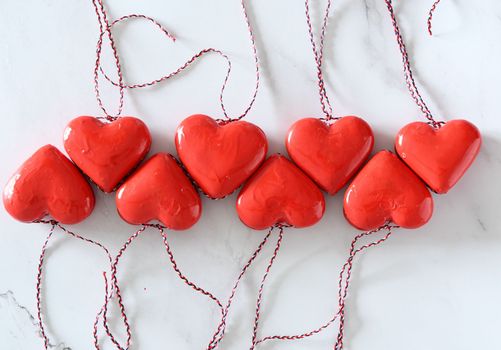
left=175, top=114, right=268, bottom=199
left=116, top=153, right=201, bottom=230
left=3, top=145, right=95, bottom=224
left=286, top=116, right=374, bottom=194
left=64, top=116, right=151, bottom=193
left=395, top=120, right=481, bottom=194
left=236, top=154, right=325, bottom=230
left=344, top=150, right=433, bottom=230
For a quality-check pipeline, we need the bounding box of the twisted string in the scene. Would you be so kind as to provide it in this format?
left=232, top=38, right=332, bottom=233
left=248, top=225, right=285, bottom=350
left=305, top=0, right=334, bottom=120
left=333, top=225, right=396, bottom=350
left=384, top=0, right=444, bottom=128
left=207, top=226, right=275, bottom=350
left=92, top=0, right=125, bottom=120
left=101, top=226, right=147, bottom=350
left=427, top=0, right=443, bottom=36
left=251, top=225, right=396, bottom=348
left=97, top=0, right=260, bottom=122
left=34, top=220, right=114, bottom=350
left=93, top=272, right=110, bottom=350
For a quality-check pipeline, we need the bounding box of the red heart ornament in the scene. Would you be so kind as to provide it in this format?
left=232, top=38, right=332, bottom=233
left=175, top=114, right=268, bottom=199
left=236, top=154, right=325, bottom=230
left=286, top=116, right=374, bottom=194
left=3, top=145, right=95, bottom=224
left=116, top=153, right=201, bottom=230
left=343, top=150, right=433, bottom=231
left=395, top=120, right=481, bottom=194
left=64, top=116, right=151, bottom=193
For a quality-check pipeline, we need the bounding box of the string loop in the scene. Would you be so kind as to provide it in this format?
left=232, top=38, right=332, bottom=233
left=252, top=225, right=397, bottom=349
left=384, top=0, right=444, bottom=128
left=305, top=0, right=335, bottom=120
left=206, top=226, right=275, bottom=349
left=95, top=0, right=259, bottom=122
left=34, top=220, right=115, bottom=350
left=92, top=0, right=125, bottom=120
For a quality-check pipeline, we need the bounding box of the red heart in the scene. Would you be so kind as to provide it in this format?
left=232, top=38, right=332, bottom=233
left=116, top=153, right=201, bottom=230
left=343, top=150, right=433, bottom=230
left=236, top=154, right=325, bottom=230
left=3, top=145, right=95, bottom=224
left=286, top=116, right=374, bottom=194
left=64, top=116, right=151, bottom=193
left=175, top=114, right=268, bottom=199
left=395, top=120, right=481, bottom=194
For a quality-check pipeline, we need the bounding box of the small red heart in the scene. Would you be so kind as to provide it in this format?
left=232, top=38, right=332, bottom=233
left=343, top=150, right=433, bottom=230
left=64, top=116, right=151, bottom=193
left=175, top=114, right=268, bottom=199
left=116, top=153, right=201, bottom=230
left=3, top=145, right=95, bottom=224
left=236, top=154, right=325, bottom=230
left=395, top=120, right=481, bottom=194
left=286, top=116, right=374, bottom=194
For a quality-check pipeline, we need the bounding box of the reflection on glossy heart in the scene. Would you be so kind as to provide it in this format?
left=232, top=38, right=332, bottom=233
left=286, top=116, right=374, bottom=194
left=64, top=116, right=151, bottom=193
left=236, top=154, right=325, bottom=230
left=3, top=145, right=95, bottom=224
left=395, top=120, right=481, bottom=194
left=344, top=150, right=433, bottom=230
left=175, top=114, right=268, bottom=199
left=116, top=153, right=201, bottom=230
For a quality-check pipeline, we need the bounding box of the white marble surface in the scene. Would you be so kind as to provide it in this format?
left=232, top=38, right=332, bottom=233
left=1, top=0, right=500, bottom=349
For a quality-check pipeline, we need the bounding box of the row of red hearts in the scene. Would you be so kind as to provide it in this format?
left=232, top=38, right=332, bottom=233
left=3, top=113, right=481, bottom=232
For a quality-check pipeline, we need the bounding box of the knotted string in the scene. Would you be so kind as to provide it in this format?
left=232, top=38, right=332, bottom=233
left=384, top=0, right=444, bottom=128
left=96, top=0, right=259, bottom=122
left=305, top=0, right=335, bottom=120
left=248, top=225, right=396, bottom=349
left=427, top=0, right=443, bottom=36
left=34, top=220, right=114, bottom=350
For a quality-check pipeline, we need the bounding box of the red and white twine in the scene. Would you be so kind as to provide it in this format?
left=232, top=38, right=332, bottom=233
left=95, top=0, right=260, bottom=122
left=384, top=0, right=444, bottom=128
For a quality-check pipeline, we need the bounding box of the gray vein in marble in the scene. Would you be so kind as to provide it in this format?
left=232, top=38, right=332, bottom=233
left=477, top=218, right=487, bottom=232
left=0, top=290, right=70, bottom=350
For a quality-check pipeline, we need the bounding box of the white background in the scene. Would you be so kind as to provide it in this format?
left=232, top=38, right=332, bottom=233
left=1, top=0, right=500, bottom=349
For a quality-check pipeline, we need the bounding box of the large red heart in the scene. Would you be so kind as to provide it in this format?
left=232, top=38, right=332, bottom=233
left=64, top=116, right=151, bottom=193
left=343, top=150, right=433, bottom=230
left=175, top=114, right=268, bottom=199
left=3, top=145, right=95, bottom=224
left=286, top=116, right=374, bottom=194
left=116, top=153, right=201, bottom=230
left=236, top=154, right=325, bottom=230
left=395, top=120, right=481, bottom=194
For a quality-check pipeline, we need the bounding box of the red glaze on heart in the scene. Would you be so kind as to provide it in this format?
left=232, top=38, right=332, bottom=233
left=343, top=150, right=433, bottom=231
left=116, top=153, right=201, bottom=230
left=236, top=154, right=325, bottom=230
left=3, top=145, right=95, bottom=224
left=175, top=114, right=268, bottom=199
left=286, top=116, right=374, bottom=195
left=64, top=116, right=151, bottom=193
left=395, top=120, right=481, bottom=194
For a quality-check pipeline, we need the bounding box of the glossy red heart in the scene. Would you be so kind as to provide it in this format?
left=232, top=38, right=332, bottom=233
left=236, top=154, right=325, bottom=230
left=3, top=145, right=95, bottom=224
left=395, top=120, right=481, bottom=194
left=175, top=114, right=268, bottom=199
left=64, top=116, right=151, bottom=193
left=343, top=150, right=433, bottom=230
left=116, top=153, right=201, bottom=230
left=286, top=116, right=374, bottom=194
